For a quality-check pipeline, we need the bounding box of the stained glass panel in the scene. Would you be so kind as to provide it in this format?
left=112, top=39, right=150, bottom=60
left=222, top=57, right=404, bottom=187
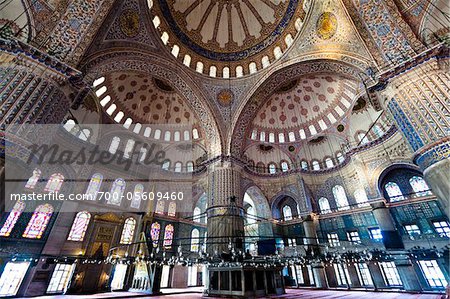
left=23, top=204, right=53, bottom=239
left=333, top=185, right=349, bottom=210
left=25, top=169, right=41, bottom=189
left=385, top=182, right=404, bottom=201
left=163, top=224, right=174, bottom=247
left=86, top=173, right=103, bottom=201
left=150, top=222, right=161, bottom=248
left=109, top=178, right=126, bottom=206
left=131, top=184, right=144, bottom=209
left=409, top=176, right=432, bottom=197
left=191, top=228, right=199, bottom=252
left=67, top=211, right=91, bottom=241
left=44, top=173, right=64, bottom=192
left=120, top=217, right=136, bottom=244
left=168, top=202, right=176, bottom=217
left=0, top=201, right=25, bottom=237
left=318, top=197, right=331, bottom=214
left=155, top=201, right=165, bottom=214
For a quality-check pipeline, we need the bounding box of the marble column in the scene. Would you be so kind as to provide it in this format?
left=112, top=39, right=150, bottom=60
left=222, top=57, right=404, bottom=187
left=371, top=202, right=404, bottom=249
left=206, top=164, right=244, bottom=256
left=381, top=57, right=450, bottom=218
left=302, top=215, right=328, bottom=288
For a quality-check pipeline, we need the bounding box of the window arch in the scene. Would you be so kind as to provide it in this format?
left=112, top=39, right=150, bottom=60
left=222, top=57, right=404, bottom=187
left=63, top=119, right=76, bottom=132
left=312, top=160, right=320, bottom=170
left=23, top=204, right=53, bottom=239
left=301, top=161, right=308, bottom=170
left=162, top=160, right=170, bottom=170
left=373, top=125, right=383, bottom=138
left=174, top=131, right=181, bottom=141
left=281, top=161, right=289, bottom=172
left=155, top=201, right=165, bottom=214
left=133, top=123, right=142, bottom=134
left=318, top=197, right=331, bottom=214
left=124, top=139, right=135, bottom=158
left=168, top=202, right=176, bottom=217
left=120, top=217, right=136, bottom=244
left=109, top=178, right=126, bottom=205
left=336, top=152, right=345, bottom=163
left=333, top=185, right=349, bottom=210
left=385, top=182, right=404, bottom=201
left=164, top=131, right=171, bottom=141
left=409, top=176, right=431, bottom=197
left=186, top=161, right=194, bottom=172
left=325, top=157, right=334, bottom=168
left=25, top=169, right=41, bottom=189
left=191, top=228, right=199, bottom=252
left=85, top=173, right=103, bottom=200
left=174, top=162, right=182, bottom=172
left=150, top=222, right=160, bottom=248
left=357, top=132, right=369, bottom=145
left=44, top=173, right=64, bottom=193
left=109, top=137, right=120, bottom=154
left=78, top=129, right=91, bottom=141
left=192, top=128, right=199, bottom=139
left=0, top=201, right=25, bottom=237
left=163, top=224, right=174, bottom=247
left=131, top=184, right=144, bottom=209
left=184, top=130, right=190, bottom=140
left=193, top=207, right=201, bottom=223
left=268, top=163, right=276, bottom=174
left=282, top=205, right=292, bottom=221
left=67, top=211, right=91, bottom=241
left=269, top=132, right=275, bottom=143
left=278, top=133, right=285, bottom=143
left=354, top=189, right=369, bottom=207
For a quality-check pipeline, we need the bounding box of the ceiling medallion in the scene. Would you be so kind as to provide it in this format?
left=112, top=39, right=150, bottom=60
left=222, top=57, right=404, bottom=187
left=316, top=12, right=337, bottom=40
left=217, top=89, right=234, bottom=107
left=120, top=10, right=140, bottom=38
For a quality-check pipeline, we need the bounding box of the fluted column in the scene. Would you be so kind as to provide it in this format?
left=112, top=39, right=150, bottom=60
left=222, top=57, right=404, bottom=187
left=206, top=164, right=244, bottom=256
left=381, top=57, right=450, bottom=217
left=302, top=215, right=328, bottom=288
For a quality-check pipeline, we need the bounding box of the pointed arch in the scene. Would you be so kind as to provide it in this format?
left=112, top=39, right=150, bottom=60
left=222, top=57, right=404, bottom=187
left=23, top=204, right=53, bottom=239
left=67, top=211, right=91, bottom=241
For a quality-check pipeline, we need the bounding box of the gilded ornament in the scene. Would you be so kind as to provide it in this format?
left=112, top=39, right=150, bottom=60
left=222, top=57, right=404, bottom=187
left=120, top=10, right=140, bottom=38
left=316, top=12, right=338, bottom=40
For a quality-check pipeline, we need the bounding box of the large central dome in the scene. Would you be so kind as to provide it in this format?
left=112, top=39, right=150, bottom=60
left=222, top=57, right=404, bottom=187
left=151, top=0, right=308, bottom=76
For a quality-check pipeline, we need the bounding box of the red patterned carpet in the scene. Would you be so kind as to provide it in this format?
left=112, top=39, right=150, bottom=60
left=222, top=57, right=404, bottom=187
left=18, top=288, right=445, bottom=299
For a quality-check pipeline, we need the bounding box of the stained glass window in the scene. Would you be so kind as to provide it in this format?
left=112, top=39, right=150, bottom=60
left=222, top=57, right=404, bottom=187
left=23, top=204, right=53, bottom=239
left=120, top=217, right=136, bottom=244
left=191, top=228, right=199, bottom=252
left=25, top=169, right=41, bottom=189
left=282, top=205, right=292, bottom=221
left=268, top=163, right=276, bottom=174
left=409, top=176, right=431, bottom=197
left=318, top=197, right=331, bottom=214
left=354, top=189, right=369, bottom=207
left=131, top=184, right=144, bottom=209
left=385, top=182, right=404, bottom=201
left=163, top=224, right=174, bottom=247
left=193, top=207, right=201, bottom=223
left=0, top=201, right=25, bottom=237
left=108, top=178, right=126, bottom=206
left=281, top=161, right=289, bottom=172
left=85, top=173, right=103, bottom=201
left=333, top=185, right=349, bottom=210
left=150, top=222, right=161, bottom=248
left=155, top=201, right=165, bottom=214
left=44, top=173, right=64, bottom=192
left=168, top=202, right=176, bottom=217
left=67, top=211, right=91, bottom=241
left=109, top=137, right=120, bottom=154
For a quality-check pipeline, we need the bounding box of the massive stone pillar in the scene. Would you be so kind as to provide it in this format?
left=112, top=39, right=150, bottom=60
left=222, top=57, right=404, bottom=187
left=302, top=215, right=328, bottom=289
left=381, top=56, right=450, bottom=217
left=206, top=164, right=244, bottom=256
left=371, top=202, right=403, bottom=249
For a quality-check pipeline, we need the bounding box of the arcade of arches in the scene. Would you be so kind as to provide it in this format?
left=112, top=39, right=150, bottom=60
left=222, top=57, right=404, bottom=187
left=0, top=0, right=449, bottom=298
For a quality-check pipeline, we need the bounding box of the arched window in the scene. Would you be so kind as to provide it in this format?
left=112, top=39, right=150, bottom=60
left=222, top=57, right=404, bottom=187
left=174, top=162, right=182, bottom=172
left=162, top=160, right=170, bottom=170
left=109, top=137, right=120, bottom=154
left=282, top=205, right=292, bottom=221
left=163, top=224, right=174, bottom=247
left=281, top=161, right=289, bottom=172
left=23, top=204, right=53, bottom=239
left=256, top=162, right=265, bottom=173
left=301, top=161, right=308, bottom=170
left=114, top=111, right=124, bottom=123
left=193, top=207, right=201, bottom=223
left=133, top=123, right=142, bottom=134
left=63, top=119, right=76, bottom=132
left=318, top=197, right=331, bottom=214
left=25, top=169, right=41, bottom=189
left=85, top=173, right=103, bottom=201
left=278, top=133, right=285, bottom=143
left=164, top=131, right=171, bottom=141
left=385, top=182, right=404, bottom=201
left=192, top=128, right=199, bottom=139
left=268, top=163, right=276, bottom=174
left=78, top=129, right=91, bottom=141
left=236, top=65, right=243, bottom=77
left=144, top=127, right=152, bottom=137
left=269, top=133, right=275, bottom=143
left=409, top=176, right=431, bottom=197
left=325, top=158, right=334, bottom=168
left=150, top=222, right=160, bottom=248
left=131, top=184, right=144, bottom=209
left=120, top=217, right=136, bottom=244
left=155, top=201, right=165, bottom=214
left=246, top=206, right=256, bottom=224
left=108, top=178, right=126, bottom=205
left=100, top=95, right=111, bottom=107
left=106, top=103, right=116, bottom=115
left=124, top=139, right=135, bottom=158
left=373, top=125, right=383, bottom=138
left=168, top=202, right=176, bottom=217
left=44, top=173, right=64, bottom=192
left=154, top=129, right=161, bottom=139
left=191, top=229, right=199, bottom=252
left=183, top=54, right=191, bottom=67
left=186, top=161, right=194, bottom=172
left=333, top=185, right=349, bottom=210
left=184, top=130, right=190, bottom=140
left=0, top=201, right=25, bottom=237
left=222, top=66, right=230, bottom=78
left=260, top=131, right=266, bottom=142
left=174, top=131, right=180, bottom=141
left=67, top=211, right=91, bottom=241
left=354, top=189, right=369, bottom=207
left=288, top=132, right=296, bottom=142
left=312, top=160, right=320, bottom=170
left=357, top=132, right=369, bottom=145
